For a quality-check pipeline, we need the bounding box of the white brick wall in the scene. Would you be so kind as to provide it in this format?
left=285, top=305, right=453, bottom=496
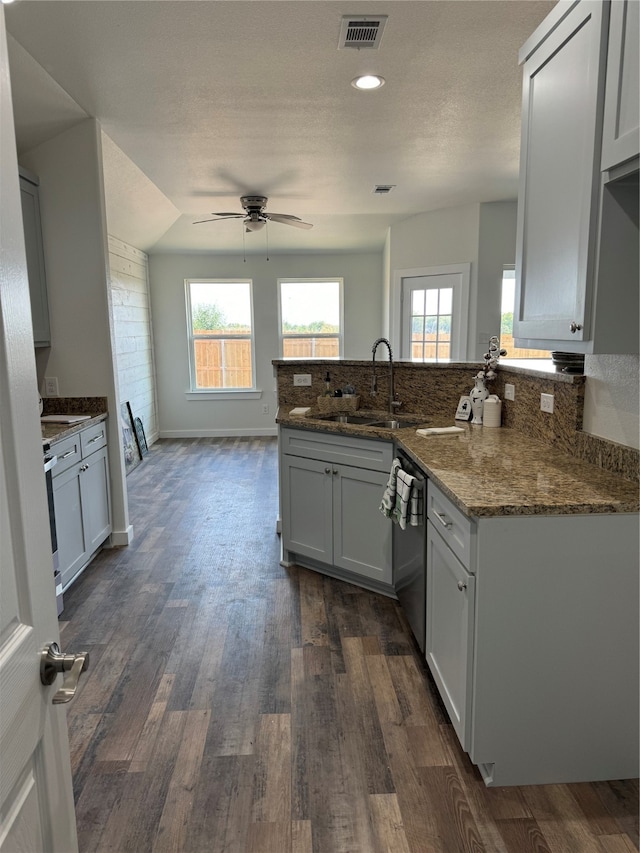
left=108, top=236, right=158, bottom=445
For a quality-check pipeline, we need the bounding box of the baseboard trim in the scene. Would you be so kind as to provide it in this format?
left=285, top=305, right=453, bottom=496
left=110, top=525, right=134, bottom=547
left=158, top=428, right=278, bottom=438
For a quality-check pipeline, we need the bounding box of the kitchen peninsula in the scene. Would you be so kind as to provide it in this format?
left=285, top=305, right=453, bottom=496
left=274, top=359, right=639, bottom=788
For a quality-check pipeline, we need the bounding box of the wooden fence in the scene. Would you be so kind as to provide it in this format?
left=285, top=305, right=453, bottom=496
left=194, top=334, right=548, bottom=388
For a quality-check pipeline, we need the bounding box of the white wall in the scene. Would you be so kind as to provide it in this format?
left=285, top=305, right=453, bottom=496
left=108, top=236, right=159, bottom=445
left=476, top=201, right=518, bottom=359
left=148, top=252, right=383, bottom=436
left=583, top=355, right=640, bottom=450
left=20, top=119, right=131, bottom=544
left=386, top=203, right=481, bottom=358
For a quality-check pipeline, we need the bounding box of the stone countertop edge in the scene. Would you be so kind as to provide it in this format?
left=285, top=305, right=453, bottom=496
left=276, top=412, right=640, bottom=519
left=42, top=412, right=108, bottom=445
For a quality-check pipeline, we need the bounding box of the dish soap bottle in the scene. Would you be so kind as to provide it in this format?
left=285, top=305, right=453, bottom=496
left=324, top=371, right=331, bottom=396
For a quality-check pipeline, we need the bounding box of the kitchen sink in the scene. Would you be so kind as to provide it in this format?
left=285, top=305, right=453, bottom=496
left=315, top=413, right=426, bottom=429
left=369, top=419, right=422, bottom=430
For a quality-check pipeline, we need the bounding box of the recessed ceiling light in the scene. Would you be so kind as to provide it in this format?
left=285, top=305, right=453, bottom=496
left=351, top=75, right=385, bottom=91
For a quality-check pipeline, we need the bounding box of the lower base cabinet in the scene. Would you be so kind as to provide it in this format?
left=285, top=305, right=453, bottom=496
left=280, top=427, right=393, bottom=590
left=425, top=479, right=639, bottom=787
left=52, top=421, right=111, bottom=590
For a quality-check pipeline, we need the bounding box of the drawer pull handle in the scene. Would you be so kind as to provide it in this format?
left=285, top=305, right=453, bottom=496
left=88, top=433, right=104, bottom=443
left=434, top=510, right=452, bottom=529
left=457, top=581, right=467, bottom=592
left=60, top=449, right=77, bottom=459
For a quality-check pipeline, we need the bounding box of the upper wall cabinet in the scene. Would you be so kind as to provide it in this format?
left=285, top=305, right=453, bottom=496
left=19, top=168, right=51, bottom=347
left=514, top=0, right=639, bottom=354
left=601, top=0, right=639, bottom=171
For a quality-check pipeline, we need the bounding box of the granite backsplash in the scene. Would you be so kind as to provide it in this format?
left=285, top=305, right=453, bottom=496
left=41, top=396, right=108, bottom=416
left=273, top=360, right=638, bottom=483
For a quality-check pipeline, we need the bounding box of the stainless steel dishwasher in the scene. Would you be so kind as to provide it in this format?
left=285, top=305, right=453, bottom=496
left=393, top=450, right=427, bottom=652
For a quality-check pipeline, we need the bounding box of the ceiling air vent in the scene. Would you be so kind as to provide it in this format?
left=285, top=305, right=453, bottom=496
left=339, top=15, right=388, bottom=49
left=373, top=185, right=396, bottom=194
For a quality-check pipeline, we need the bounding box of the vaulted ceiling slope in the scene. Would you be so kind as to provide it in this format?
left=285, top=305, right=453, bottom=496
left=6, top=0, right=555, bottom=255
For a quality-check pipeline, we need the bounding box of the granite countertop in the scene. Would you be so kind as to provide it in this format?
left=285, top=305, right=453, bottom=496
left=276, top=410, right=639, bottom=518
left=42, top=412, right=108, bottom=445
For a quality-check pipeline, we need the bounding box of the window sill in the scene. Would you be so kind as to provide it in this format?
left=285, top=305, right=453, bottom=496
left=185, top=389, right=263, bottom=401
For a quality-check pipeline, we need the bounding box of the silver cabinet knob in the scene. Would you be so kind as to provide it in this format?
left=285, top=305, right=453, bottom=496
left=569, top=322, right=583, bottom=333
left=40, top=641, right=90, bottom=704
left=457, top=581, right=467, bottom=592
left=324, top=467, right=331, bottom=474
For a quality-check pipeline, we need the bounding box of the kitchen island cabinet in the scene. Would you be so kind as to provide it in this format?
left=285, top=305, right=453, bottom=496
left=52, top=419, right=111, bottom=590
left=280, top=427, right=393, bottom=593
left=514, top=0, right=639, bottom=353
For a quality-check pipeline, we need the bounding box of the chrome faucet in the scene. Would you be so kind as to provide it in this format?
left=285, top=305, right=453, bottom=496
left=371, top=337, right=401, bottom=415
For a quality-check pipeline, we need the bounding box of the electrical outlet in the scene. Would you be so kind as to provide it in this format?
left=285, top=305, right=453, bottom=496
left=262, top=404, right=270, bottom=415
left=44, top=376, right=59, bottom=397
left=504, top=383, right=515, bottom=401
left=293, top=374, right=312, bottom=386
left=540, top=393, right=554, bottom=413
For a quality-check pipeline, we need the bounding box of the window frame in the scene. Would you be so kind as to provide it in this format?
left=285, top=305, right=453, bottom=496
left=392, top=264, right=470, bottom=361
left=277, top=278, right=344, bottom=359
left=184, top=278, right=258, bottom=395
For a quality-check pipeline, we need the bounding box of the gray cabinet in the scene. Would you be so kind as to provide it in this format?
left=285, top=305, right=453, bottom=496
left=601, top=0, right=639, bottom=170
left=423, top=479, right=639, bottom=787
left=52, top=420, right=111, bottom=590
left=425, top=518, right=475, bottom=751
left=280, top=427, right=393, bottom=590
left=514, top=0, right=639, bottom=354
left=19, top=169, right=50, bottom=347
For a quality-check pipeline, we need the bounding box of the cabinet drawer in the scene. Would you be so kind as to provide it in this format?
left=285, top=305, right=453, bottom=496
left=427, top=481, right=474, bottom=570
left=81, top=420, right=107, bottom=456
left=281, top=427, right=393, bottom=472
left=51, top=433, right=82, bottom=477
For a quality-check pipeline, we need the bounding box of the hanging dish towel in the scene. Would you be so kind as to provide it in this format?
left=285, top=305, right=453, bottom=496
left=379, top=457, right=401, bottom=519
left=394, top=468, right=422, bottom=530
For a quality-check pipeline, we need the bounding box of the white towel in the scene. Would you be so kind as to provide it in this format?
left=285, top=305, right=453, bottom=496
left=393, top=469, right=422, bottom=530
left=416, top=426, right=465, bottom=436
left=379, top=458, right=401, bottom=519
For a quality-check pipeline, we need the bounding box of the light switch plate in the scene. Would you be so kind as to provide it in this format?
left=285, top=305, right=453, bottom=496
left=294, top=374, right=312, bottom=386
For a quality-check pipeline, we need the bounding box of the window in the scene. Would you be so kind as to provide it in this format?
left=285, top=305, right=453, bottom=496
left=409, top=286, right=453, bottom=361
left=279, top=279, right=343, bottom=358
left=500, top=269, right=549, bottom=359
left=185, top=279, right=255, bottom=390
left=397, top=265, right=470, bottom=361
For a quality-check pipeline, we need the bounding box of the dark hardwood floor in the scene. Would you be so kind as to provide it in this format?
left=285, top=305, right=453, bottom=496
left=60, top=437, right=639, bottom=853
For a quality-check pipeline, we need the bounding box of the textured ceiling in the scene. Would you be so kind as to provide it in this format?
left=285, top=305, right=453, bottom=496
left=6, top=0, right=555, bottom=255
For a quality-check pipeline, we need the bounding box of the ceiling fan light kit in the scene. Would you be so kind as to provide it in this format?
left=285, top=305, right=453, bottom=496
left=194, top=195, right=313, bottom=233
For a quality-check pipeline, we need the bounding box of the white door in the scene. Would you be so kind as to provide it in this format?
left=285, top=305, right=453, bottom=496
left=396, top=264, right=470, bottom=361
left=0, top=10, right=78, bottom=852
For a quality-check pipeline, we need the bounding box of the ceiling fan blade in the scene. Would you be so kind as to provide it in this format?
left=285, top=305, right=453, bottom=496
left=266, top=213, right=313, bottom=230
left=192, top=214, right=243, bottom=224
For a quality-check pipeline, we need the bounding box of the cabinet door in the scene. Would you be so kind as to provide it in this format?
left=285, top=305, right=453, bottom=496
left=601, top=0, right=639, bottom=170
left=425, top=520, right=475, bottom=751
left=281, top=454, right=333, bottom=564
left=53, top=464, right=87, bottom=590
left=19, top=178, right=50, bottom=347
left=514, top=0, right=608, bottom=345
left=80, top=447, right=111, bottom=553
left=332, top=464, right=392, bottom=584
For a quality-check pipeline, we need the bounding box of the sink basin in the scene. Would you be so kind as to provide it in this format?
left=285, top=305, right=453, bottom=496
left=316, top=414, right=380, bottom=424
left=369, top=419, right=423, bottom=430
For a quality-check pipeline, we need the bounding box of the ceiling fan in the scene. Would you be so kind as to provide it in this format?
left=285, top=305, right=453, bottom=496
left=193, top=195, right=313, bottom=232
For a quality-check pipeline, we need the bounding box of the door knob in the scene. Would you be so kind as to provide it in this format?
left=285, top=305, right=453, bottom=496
left=40, top=641, right=90, bottom=704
